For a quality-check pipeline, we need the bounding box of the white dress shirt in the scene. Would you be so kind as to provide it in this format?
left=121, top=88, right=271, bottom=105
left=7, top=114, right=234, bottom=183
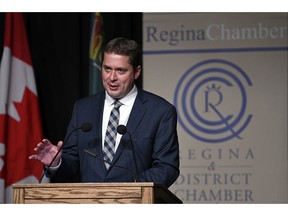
left=102, top=85, right=138, bottom=153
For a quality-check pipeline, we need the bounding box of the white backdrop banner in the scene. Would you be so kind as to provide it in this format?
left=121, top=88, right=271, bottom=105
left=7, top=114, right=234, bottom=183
left=143, top=13, right=287, bottom=203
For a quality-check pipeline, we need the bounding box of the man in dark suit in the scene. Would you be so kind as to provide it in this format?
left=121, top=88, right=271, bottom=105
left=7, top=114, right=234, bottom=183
left=29, top=37, right=180, bottom=188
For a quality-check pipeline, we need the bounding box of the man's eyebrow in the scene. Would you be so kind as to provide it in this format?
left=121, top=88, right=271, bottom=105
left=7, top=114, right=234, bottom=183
left=103, top=65, right=128, bottom=71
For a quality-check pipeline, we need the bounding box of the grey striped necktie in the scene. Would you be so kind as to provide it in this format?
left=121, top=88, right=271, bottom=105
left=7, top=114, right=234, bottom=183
left=103, top=100, right=122, bottom=169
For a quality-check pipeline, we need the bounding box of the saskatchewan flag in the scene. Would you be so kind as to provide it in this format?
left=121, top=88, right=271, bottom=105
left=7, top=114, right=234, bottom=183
left=89, top=12, right=104, bottom=95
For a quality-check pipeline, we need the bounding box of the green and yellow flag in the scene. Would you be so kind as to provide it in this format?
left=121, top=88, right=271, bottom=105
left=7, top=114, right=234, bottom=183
left=89, top=12, right=104, bottom=95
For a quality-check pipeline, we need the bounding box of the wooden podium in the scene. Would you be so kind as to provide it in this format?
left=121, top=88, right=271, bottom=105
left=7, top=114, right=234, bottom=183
left=13, top=182, right=182, bottom=204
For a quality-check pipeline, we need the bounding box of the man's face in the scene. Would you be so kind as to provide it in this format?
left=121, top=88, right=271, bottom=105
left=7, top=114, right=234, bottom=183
left=102, top=52, right=141, bottom=99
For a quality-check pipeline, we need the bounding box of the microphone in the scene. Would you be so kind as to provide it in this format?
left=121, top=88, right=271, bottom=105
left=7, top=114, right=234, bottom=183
left=117, top=125, right=139, bottom=182
left=38, top=122, right=92, bottom=183
left=83, top=149, right=136, bottom=182
left=117, top=125, right=127, bottom=134
left=81, top=122, right=93, bottom=132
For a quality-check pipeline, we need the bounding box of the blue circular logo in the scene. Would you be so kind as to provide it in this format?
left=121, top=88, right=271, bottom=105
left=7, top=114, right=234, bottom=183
left=174, top=59, right=253, bottom=143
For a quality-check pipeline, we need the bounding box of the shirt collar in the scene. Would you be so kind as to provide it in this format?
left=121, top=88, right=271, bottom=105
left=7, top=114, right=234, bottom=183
left=105, top=85, right=138, bottom=106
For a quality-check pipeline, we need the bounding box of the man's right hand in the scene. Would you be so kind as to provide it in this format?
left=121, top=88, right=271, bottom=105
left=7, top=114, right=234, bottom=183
left=29, top=139, right=63, bottom=167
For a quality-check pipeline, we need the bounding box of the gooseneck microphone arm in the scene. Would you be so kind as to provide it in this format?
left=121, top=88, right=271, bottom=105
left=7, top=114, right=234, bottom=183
left=117, top=125, right=139, bottom=182
left=83, top=149, right=137, bottom=182
left=39, top=122, right=92, bottom=183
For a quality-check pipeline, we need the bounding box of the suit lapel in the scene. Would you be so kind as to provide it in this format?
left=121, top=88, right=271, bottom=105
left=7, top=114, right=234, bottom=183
left=86, top=93, right=107, bottom=171
left=126, top=90, right=147, bottom=135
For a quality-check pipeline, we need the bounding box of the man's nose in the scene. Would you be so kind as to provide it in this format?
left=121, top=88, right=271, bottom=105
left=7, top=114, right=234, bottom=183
left=110, top=70, right=118, bottom=80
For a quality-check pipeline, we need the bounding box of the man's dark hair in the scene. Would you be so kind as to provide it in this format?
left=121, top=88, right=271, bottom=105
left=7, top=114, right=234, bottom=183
left=104, top=37, right=141, bottom=71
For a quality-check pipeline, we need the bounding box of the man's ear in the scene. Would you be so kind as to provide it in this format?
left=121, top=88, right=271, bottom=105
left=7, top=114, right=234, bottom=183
left=134, top=65, right=141, bottom=80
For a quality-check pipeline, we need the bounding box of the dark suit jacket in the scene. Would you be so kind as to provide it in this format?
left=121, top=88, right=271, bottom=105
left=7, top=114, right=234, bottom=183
left=51, top=89, right=180, bottom=188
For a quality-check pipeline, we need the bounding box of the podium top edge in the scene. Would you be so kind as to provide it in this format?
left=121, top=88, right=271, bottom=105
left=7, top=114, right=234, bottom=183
left=12, top=182, right=163, bottom=188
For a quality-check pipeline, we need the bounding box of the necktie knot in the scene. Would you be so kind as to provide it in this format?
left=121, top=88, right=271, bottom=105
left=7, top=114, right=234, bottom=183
left=114, top=100, right=122, bottom=109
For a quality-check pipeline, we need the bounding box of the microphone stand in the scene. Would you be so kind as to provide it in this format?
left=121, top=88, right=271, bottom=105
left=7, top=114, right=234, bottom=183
left=83, top=149, right=137, bottom=182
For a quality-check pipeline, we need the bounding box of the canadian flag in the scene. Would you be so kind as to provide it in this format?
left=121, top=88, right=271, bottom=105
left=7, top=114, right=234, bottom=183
left=0, top=13, right=43, bottom=203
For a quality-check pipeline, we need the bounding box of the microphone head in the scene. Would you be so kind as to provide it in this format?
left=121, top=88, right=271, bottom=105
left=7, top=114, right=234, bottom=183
left=81, top=122, right=92, bottom=132
left=117, top=125, right=127, bottom=135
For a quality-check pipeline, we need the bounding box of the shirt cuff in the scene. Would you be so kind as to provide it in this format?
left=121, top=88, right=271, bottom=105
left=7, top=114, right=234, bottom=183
left=48, top=158, right=62, bottom=171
